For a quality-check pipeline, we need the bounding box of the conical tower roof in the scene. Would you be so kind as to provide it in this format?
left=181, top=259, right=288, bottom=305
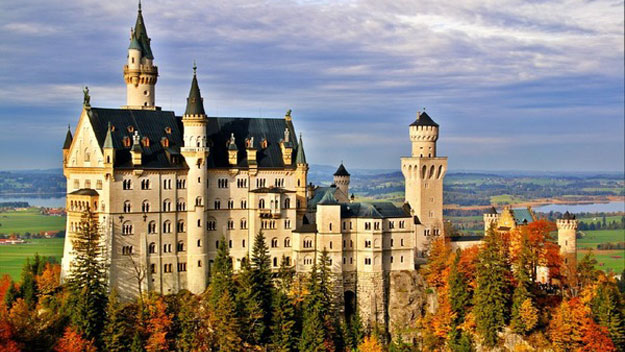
left=103, top=122, right=114, bottom=149
left=334, top=163, right=350, bottom=176
left=62, top=125, right=73, bottom=149
left=410, top=111, right=439, bottom=127
left=184, top=64, right=206, bottom=116
left=133, top=1, right=153, bottom=59
left=296, top=134, right=307, bottom=164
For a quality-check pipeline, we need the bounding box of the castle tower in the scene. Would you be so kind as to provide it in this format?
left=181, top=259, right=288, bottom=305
left=401, top=111, right=447, bottom=239
left=180, top=64, right=209, bottom=294
left=557, top=211, right=578, bottom=267
left=295, top=134, right=309, bottom=227
left=123, top=1, right=159, bottom=110
left=333, top=163, right=350, bottom=199
left=483, top=206, right=499, bottom=233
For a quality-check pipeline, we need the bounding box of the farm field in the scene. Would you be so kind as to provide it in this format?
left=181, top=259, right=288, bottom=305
left=0, top=207, right=66, bottom=235
left=576, top=229, right=624, bottom=273
left=0, top=238, right=65, bottom=280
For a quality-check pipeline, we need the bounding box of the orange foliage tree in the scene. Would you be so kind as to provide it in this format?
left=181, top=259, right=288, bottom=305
left=36, top=263, right=61, bottom=296
left=54, top=327, right=97, bottom=352
left=143, top=294, right=173, bottom=352
left=509, top=220, right=557, bottom=281
left=549, top=298, right=616, bottom=352
left=422, top=236, right=452, bottom=288
left=357, top=335, right=384, bottom=352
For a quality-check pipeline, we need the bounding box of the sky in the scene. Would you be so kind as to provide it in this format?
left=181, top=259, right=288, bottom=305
left=0, top=0, right=623, bottom=172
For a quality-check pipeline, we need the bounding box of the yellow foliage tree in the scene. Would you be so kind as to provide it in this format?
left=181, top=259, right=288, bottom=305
left=519, top=298, right=538, bottom=332
left=358, top=335, right=384, bottom=352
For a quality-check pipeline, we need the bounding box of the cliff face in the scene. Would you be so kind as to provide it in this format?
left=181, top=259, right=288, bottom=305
left=387, top=270, right=428, bottom=340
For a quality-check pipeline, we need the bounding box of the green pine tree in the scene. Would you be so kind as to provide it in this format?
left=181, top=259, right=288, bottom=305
left=103, top=288, right=131, bottom=352
left=66, top=207, right=108, bottom=344
left=473, top=228, right=510, bottom=348
left=250, top=231, right=274, bottom=344
left=270, top=289, right=298, bottom=352
left=300, top=258, right=330, bottom=352
left=344, top=311, right=364, bottom=351
left=130, top=331, right=144, bottom=352
left=591, top=281, right=625, bottom=351
left=448, top=249, right=470, bottom=323
left=3, top=280, right=18, bottom=309
left=209, top=237, right=235, bottom=307
left=214, top=289, right=244, bottom=351
left=510, top=233, right=534, bottom=334
left=19, top=260, right=37, bottom=307
left=236, top=254, right=265, bottom=345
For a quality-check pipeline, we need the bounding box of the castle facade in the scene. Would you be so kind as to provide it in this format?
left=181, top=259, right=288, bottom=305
left=61, top=4, right=446, bottom=327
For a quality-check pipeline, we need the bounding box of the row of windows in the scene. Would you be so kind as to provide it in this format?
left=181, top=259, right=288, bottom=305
left=364, top=238, right=405, bottom=248
left=361, top=220, right=406, bottom=231
left=151, top=262, right=189, bottom=274
left=356, top=256, right=404, bottom=265
left=73, top=179, right=103, bottom=190
left=123, top=179, right=186, bottom=190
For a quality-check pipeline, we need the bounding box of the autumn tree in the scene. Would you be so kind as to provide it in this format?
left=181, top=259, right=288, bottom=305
left=54, top=327, right=97, bottom=352
left=143, top=293, right=172, bottom=352
left=66, top=208, right=108, bottom=344
left=590, top=276, right=625, bottom=351
left=270, top=256, right=299, bottom=352
left=358, top=335, right=384, bottom=352
left=511, top=233, right=536, bottom=334
left=473, top=228, right=510, bottom=347
left=423, top=236, right=452, bottom=288
left=448, top=249, right=473, bottom=351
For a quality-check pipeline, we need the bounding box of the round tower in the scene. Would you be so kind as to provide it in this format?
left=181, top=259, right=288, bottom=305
left=410, top=111, right=439, bottom=158
left=483, top=206, right=499, bottom=233
left=557, top=211, right=578, bottom=266
left=333, top=162, right=350, bottom=198
left=123, top=2, right=159, bottom=110
left=180, top=64, right=209, bottom=294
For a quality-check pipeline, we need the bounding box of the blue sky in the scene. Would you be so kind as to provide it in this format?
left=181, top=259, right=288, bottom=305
left=0, top=0, right=623, bottom=172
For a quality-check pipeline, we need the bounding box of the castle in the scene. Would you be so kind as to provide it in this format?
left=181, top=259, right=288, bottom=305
left=60, top=3, right=446, bottom=327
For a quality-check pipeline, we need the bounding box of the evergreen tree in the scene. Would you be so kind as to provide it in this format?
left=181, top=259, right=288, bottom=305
left=130, top=331, right=144, bottom=352
left=511, top=233, right=534, bottom=334
left=591, top=281, right=625, bottom=351
left=66, top=208, right=108, bottom=344
left=473, top=228, right=510, bottom=347
left=19, top=259, right=37, bottom=307
left=448, top=249, right=473, bottom=351
left=103, top=288, right=131, bottom=352
left=344, top=311, right=364, bottom=351
left=236, top=255, right=265, bottom=345
left=214, top=290, right=244, bottom=351
left=209, top=237, right=235, bottom=307
left=270, top=289, right=298, bottom=351
left=4, top=280, right=18, bottom=309
left=250, top=231, right=274, bottom=344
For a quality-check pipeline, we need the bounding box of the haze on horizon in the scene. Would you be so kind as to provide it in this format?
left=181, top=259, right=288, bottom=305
left=0, top=0, right=623, bottom=172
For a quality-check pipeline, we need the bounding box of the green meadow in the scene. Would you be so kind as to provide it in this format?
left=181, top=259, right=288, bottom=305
left=0, top=208, right=66, bottom=235
left=577, top=229, right=624, bottom=273
left=0, top=238, right=65, bottom=280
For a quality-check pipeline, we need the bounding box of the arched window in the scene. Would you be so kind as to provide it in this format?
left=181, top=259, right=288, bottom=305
left=284, top=198, right=290, bottom=209
left=240, top=218, right=247, bottom=229
left=421, top=165, right=427, bottom=179
left=123, top=179, right=132, bottom=190
left=148, top=221, right=156, bottom=234
left=273, top=257, right=278, bottom=267
left=123, top=200, right=131, bottom=213
left=162, top=199, right=171, bottom=212
left=177, top=220, right=185, bottom=233
left=271, top=238, right=278, bottom=248
left=329, top=223, right=332, bottom=231
left=176, top=199, right=186, bottom=211
left=284, top=237, right=291, bottom=247
left=163, top=220, right=172, bottom=233
left=149, top=242, right=156, bottom=254
left=214, top=199, right=221, bottom=210
left=259, top=199, right=265, bottom=209
left=207, top=218, right=216, bottom=231
left=303, top=237, right=313, bottom=248
left=196, top=196, right=203, bottom=206
left=177, top=241, right=185, bottom=252
left=142, top=200, right=150, bottom=213
left=84, top=148, right=90, bottom=162
left=240, top=199, right=247, bottom=209
left=122, top=221, right=133, bottom=235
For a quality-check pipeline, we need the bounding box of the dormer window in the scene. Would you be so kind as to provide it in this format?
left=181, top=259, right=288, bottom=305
left=161, top=137, right=169, bottom=148
left=245, top=138, right=253, bottom=148
left=123, top=136, right=131, bottom=147
left=110, top=125, right=116, bottom=132
left=164, top=127, right=172, bottom=134
left=127, top=126, right=135, bottom=133
left=260, top=138, right=268, bottom=149
left=142, top=137, right=150, bottom=147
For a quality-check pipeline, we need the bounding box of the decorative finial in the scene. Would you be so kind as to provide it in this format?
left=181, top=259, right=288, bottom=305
left=138, top=0, right=142, bottom=11
left=133, top=130, right=141, bottom=144
left=68, top=124, right=71, bottom=130
left=82, top=86, right=90, bottom=106
left=193, top=60, right=197, bottom=75
left=286, top=109, right=291, bottom=117
left=423, top=107, right=426, bottom=111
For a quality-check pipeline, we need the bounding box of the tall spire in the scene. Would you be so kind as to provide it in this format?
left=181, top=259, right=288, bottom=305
left=184, top=63, right=206, bottom=116
left=63, top=125, right=73, bottom=150
left=103, top=122, right=114, bottom=149
left=296, top=133, right=307, bottom=164
left=133, top=0, right=153, bottom=59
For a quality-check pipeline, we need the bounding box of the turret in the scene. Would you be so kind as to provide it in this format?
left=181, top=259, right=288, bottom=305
left=409, top=111, right=439, bottom=158
left=333, top=163, right=350, bottom=199
left=123, top=1, right=159, bottom=110
left=62, top=125, right=73, bottom=165
left=295, top=134, right=309, bottom=225
left=483, top=206, right=499, bottom=233
left=180, top=63, right=209, bottom=294
left=103, top=122, right=115, bottom=167
left=557, top=211, right=578, bottom=266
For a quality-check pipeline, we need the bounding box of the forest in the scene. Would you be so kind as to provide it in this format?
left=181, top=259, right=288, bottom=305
left=0, top=212, right=624, bottom=352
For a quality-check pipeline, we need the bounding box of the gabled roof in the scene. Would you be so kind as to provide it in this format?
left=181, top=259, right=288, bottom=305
left=87, top=107, right=185, bottom=169
left=63, top=126, right=73, bottom=149
left=334, top=163, right=350, bottom=176
left=318, top=191, right=339, bottom=205
left=205, top=117, right=298, bottom=169
left=410, top=111, right=439, bottom=127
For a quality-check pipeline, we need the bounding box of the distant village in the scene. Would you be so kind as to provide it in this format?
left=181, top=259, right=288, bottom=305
left=0, top=202, right=65, bottom=243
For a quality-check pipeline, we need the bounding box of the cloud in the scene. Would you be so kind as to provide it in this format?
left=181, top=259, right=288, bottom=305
left=0, top=0, right=622, bottom=171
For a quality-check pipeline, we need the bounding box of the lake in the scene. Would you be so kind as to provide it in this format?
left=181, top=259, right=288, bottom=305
left=0, top=196, right=66, bottom=208
left=533, top=201, right=625, bottom=214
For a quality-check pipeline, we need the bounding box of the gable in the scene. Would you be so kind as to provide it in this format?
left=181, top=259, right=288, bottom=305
left=67, top=109, right=104, bottom=168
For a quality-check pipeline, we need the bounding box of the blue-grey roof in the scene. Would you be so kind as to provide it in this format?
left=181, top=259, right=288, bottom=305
left=318, top=191, right=339, bottom=205
left=340, top=201, right=410, bottom=219
left=512, top=208, right=534, bottom=224
left=409, top=111, right=438, bottom=127
left=206, top=117, right=298, bottom=169
left=63, top=127, right=73, bottom=149
left=308, top=187, right=338, bottom=210
left=87, top=107, right=185, bottom=169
